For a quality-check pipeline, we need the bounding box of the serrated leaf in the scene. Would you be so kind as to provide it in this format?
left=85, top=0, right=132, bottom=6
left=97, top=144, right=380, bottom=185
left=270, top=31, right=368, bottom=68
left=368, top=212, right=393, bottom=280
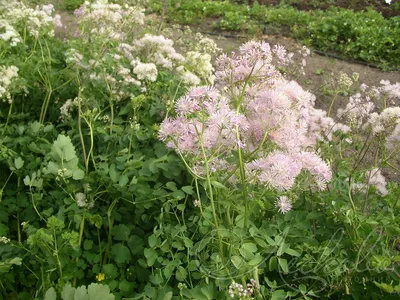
left=44, top=287, right=57, bottom=300
left=30, top=121, right=41, bottom=134
left=112, top=224, right=131, bottom=241
left=74, top=286, right=89, bottom=300
left=83, top=240, right=93, bottom=251
left=110, top=244, right=131, bottom=264
left=175, top=266, right=187, bottom=281
left=165, top=182, right=177, bottom=191
left=61, top=283, right=75, bottom=300
left=14, top=157, right=24, bottom=169
left=248, top=254, right=263, bottom=266
left=181, top=186, right=193, bottom=194
left=119, top=175, right=129, bottom=187
left=148, top=235, right=158, bottom=248
left=271, top=289, right=286, bottom=300
left=87, top=283, right=114, bottom=300
left=144, top=248, right=158, bottom=266
left=53, top=135, right=77, bottom=162
left=73, top=169, right=85, bottom=180
left=231, top=255, right=244, bottom=269
left=103, top=264, right=118, bottom=279
left=119, top=280, right=133, bottom=293
left=172, top=190, right=185, bottom=199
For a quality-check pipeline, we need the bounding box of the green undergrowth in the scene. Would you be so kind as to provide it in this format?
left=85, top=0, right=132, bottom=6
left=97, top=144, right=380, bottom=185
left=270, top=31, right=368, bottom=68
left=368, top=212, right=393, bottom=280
left=149, top=0, right=400, bottom=69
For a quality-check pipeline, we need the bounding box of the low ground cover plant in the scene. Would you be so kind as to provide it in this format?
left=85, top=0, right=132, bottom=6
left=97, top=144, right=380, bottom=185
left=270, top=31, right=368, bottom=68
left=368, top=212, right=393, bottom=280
left=0, top=0, right=400, bottom=299
left=149, top=0, right=400, bottom=68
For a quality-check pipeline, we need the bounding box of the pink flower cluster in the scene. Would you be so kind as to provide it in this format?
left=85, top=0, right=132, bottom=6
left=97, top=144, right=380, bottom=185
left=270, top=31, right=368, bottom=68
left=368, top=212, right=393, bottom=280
left=160, top=41, right=336, bottom=192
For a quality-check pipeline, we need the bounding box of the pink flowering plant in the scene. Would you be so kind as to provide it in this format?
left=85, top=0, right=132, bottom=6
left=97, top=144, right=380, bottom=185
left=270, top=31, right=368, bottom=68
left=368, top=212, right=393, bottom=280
left=159, top=41, right=400, bottom=298
left=160, top=40, right=335, bottom=224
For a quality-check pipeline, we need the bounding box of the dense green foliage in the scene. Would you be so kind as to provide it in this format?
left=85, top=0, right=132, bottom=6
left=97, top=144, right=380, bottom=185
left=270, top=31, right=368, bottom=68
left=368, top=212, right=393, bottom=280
left=149, top=0, right=400, bottom=68
left=1, top=1, right=400, bottom=299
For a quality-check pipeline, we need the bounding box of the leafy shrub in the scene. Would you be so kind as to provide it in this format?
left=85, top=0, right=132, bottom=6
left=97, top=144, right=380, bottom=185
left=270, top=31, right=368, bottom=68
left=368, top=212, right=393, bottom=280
left=1, top=0, right=400, bottom=299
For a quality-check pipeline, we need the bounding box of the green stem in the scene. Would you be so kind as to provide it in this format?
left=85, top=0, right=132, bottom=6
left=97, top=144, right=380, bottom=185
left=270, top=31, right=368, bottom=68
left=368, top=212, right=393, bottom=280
left=73, top=213, right=85, bottom=286
left=77, top=89, right=88, bottom=171
left=327, top=91, right=340, bottom=118
left=235, top=126, right=248, bottom=227
left=53, top=230, right=63, bottom=280
left=199, top=134, right=224, bottom=262
left=3, top=97, right=14, bottom=134
left=103, top=199, right=118, bottom=265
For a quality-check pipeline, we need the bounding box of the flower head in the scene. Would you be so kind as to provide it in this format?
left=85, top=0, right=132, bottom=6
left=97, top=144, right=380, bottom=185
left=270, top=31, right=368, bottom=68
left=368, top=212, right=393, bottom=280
left=276, top=196, right=292, bottom=214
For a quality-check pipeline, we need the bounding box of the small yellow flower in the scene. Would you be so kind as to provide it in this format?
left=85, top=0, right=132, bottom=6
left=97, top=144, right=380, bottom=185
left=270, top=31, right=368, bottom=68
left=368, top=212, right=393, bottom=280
left=96, top=273, right=105, bottom=282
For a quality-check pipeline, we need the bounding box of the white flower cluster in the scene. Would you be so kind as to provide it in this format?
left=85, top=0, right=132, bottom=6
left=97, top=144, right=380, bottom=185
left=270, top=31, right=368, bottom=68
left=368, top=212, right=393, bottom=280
left=0, top=1, right=62, bottom=38
left=380, top=80, right=400, bottom=104
left=184, top=51, right=215, bottom=84
left=0, top=20, right=22, bottom=46
left=0, top=236, right=10, bottom=244
left=75, top=0, right=145, bottom=41
left=353, top=168, right=388, bottom=196
left=337, top=93, right=375, bottom=127
left=131, top=61, right=158, bottom=82
left=59, top=98, right=78, bottom=121
left=75, top=192, right=94, bottom=209
left=0, top=65, right=19, bottom=103
left=131, top=34, right=185, bottom=70
left=366, top=107, right=400, bottom=135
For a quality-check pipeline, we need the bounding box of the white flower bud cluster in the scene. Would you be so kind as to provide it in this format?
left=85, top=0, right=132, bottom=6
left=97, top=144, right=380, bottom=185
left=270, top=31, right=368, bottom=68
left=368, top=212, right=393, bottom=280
left=1, top=1, right=61, bottom=38
left=0, top=65, right=19, bottom=104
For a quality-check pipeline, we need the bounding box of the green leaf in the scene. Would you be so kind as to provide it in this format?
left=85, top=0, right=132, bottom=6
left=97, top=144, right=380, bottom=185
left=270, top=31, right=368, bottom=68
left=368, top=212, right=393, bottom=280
left=278, top=258, right=289, bottom=273
left=162, top=292, right=173, bottom=300
left=144, top=248, right=158, bottom=266
left=87, top=283, right=114, bottom=300
left=299, top=284, right=307, bottom=294
left=271, top=290, right=286, bottom=300
left=374, top=281, right=394, bottom=293
left=172, top=190, right=185, bottom=199
left=109, top=164, right=118, bottom=183
left=165, top=182, right=177, bottom=191
left=14, top=157, right=24, bottom=169
left=148, top=235, right=158, bottom=248
left=248, top=254, right=263, bottom=266
left=53, top=135, right=77, bottom=162
left=240, top=243, right=257, bottom=260
left=30, top=121, right=41, bottom=134
left=119, top=175, right=129, bottom=187
left=61, top=283, right=76, bottom=300
left=112, top=224, right=131, bottom=241
left=269, top=256, right=277, bottom=271
left=44, top=287, right=57, bottom=300
left=210, top=181, right=227, bottom=189
left=74, top=286, right=89, bottom=300
left=231, top=256, right=244, bottom=269
left=182, top=186, right=194, bottom=194
left=110, top=244, right=131, bottom=264
left=103, top=264, right=118, bottom=279
left=73, top=169, right=85, bottom=180
left=285, top=248, right=301, bottom=257
left=83, top=240, right=93, bottom=250
left=175, top=266, right=187, bottom=281
left=119, top=280, right=133, bottom=293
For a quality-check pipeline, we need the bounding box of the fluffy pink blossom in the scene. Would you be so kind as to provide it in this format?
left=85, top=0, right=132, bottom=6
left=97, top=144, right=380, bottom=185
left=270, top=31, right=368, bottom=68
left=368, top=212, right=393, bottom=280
left=276, top=196, right=292, bottom=214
